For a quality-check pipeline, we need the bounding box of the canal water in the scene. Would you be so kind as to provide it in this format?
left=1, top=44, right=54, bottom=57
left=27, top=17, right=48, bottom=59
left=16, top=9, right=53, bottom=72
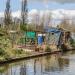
left=0, top=51, right=75, bottom=75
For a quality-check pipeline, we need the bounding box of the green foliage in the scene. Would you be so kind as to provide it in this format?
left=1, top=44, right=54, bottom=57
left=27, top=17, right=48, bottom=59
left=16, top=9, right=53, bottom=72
left=0, top=37, right=10, bottom=49
left=0, top=66, right=8, bottom=73
left=18, top=38, right=26, bottom=44
left=70, top=38, right=75, bottom=48
left=45, top=46, right=51, bottom=52
left=20, top=24, right=27, bottom=31
left=13, top=49, right=24, bottom=55
left=0, top=48, right=11, bottom=60
left=27, top=24, right=36, bottom=31
left=0, top=48, right=6, bottom=56
left=0, top=28, right=7, bottom=37
left=4, top=53, right=11, bottom=60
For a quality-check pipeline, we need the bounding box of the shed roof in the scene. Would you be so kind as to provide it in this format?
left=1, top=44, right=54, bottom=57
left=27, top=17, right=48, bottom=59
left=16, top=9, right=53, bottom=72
left=45, top=28, right=61, bottom=33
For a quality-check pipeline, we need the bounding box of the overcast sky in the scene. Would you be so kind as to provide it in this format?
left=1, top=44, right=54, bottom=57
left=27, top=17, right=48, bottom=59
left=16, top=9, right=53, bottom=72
left=0, top=0, right=75, bottom=19
left=28, top=0, right=75, bottom=3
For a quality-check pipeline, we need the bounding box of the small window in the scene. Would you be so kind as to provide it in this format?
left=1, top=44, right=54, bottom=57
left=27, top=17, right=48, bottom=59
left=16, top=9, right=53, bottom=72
left=52, top=33, right=54, bottom=35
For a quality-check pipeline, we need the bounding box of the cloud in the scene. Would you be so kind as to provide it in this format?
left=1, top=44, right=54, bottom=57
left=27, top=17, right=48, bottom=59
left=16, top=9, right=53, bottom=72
left=1, top=8, right=75, bottom=27
left=0, top=9, right=75, bottom=20
left=27, top=0, right=75, bottom=3
left=0, top=10, right=21, bottom=18
left=28, top=9, right=75, bottom=27
left=12, top=10, right=21, bottom=18
left=29, top=9, right=39, bottom=16
left=29, top=9, right=75, bottom=20
left=0, top=12, right=4, bottom=17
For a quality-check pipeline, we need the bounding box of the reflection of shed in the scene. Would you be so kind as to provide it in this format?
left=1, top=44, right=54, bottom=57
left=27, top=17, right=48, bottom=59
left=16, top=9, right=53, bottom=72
left=45, top=28, right=63, bottom=46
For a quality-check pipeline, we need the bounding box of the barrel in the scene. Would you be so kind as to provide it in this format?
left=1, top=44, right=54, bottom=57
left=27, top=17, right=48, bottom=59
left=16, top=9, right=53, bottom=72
left=38, top=34, right=43, bottom=45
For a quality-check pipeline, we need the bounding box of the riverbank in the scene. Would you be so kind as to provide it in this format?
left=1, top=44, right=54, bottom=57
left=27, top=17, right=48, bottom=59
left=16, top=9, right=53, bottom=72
left=0, top=49, right=75, bottom=75
left=0, top=50, right=61, bottom=65
left=0, top=48, right=75, bottom=65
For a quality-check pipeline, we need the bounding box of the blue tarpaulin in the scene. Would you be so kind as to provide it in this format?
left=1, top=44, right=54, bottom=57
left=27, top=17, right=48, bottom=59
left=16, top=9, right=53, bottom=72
left=45, top=28, right=62, bottom=45
left=45, top=28, right=61, bottom=33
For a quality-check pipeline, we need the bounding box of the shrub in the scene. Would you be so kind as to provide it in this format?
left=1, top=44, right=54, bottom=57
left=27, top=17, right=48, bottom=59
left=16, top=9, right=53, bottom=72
left=0, top=66, right=7, bottom=73
left=61, top=44, right=68, bottom=51
left=45, top=46, right=51, bottom=52
left=70, top=38, right=75, bottom=48
left=20, top=24, right=27, bottom=31
left=13, top=49, right=24, bottom=55
left=0, top=48, right=12, bottom=60
left=0, top=48, right=6, bottom=56
left=4, top=53, right=11, bottom=60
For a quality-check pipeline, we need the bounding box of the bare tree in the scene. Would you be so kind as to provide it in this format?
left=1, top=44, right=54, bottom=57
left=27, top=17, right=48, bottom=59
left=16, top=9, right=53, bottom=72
left=59, top=16, right=71, bottom=31
left=39, top=13, right=45, bottom=30
left=70, top=19, right=75, bottom=32
left=45, top=12, right=52, bottom=28
left=30, top=11, right=52, bottom=31
left=59, top=16, right=75, bottom=32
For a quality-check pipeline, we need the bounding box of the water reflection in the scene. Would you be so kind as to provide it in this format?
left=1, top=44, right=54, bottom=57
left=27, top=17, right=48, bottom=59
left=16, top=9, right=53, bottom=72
left=42, top=54, right=69, bottom=73
left=0, top=65, right=9, bottom=74
left=0, top=52, right=74, bottom=75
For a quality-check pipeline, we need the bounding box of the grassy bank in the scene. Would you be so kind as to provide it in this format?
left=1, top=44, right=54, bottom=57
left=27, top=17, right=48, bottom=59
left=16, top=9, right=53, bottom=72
left=0, top=48, right=32, bottom=61
left=0, top=28, right=31, bottom=61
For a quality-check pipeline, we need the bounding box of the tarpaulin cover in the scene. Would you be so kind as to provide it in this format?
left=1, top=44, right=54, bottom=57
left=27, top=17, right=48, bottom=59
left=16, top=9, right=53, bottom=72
left=45, top=28, right=61, bottom=33
left=25, top=32, right=36, bottom=38
left=38, top=36, right=43, bottom=45
left=45, top=28, right=62, bottom=45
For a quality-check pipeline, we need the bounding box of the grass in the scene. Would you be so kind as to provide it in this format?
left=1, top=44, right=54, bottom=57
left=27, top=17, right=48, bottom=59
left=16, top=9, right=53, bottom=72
left=0, top=48, right=32, bottom=61
left=0, top=31, right=28, bottom=60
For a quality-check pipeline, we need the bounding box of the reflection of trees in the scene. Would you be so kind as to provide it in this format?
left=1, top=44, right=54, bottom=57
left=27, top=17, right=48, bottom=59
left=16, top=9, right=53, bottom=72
left=20, top=62, right=26, bottom=75
left=1, top=62, right=27, bottom=75
left=58, top=58, right=69, bottom=70
left=34, top=59, right=37, bottom=75
left=33, top=58, right=42, bottom=75
left=44, top=56, right=51, bottom=72
left=43, top=54, right=69, bottom=72
left=0, top=65, right=9, bottom=74
left=0, top=55, right=69, bottom=75
left=44, top=55, right=60, bottom=72
left=33, top=57, right=43, bottom=75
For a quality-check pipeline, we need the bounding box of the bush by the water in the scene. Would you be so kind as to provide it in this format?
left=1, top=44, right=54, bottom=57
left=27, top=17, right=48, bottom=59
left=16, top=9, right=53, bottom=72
left=0, top=48, right=10, bottom=60
left=70, top=38, right=75, bottom=48
left=61, top=44, right=68, bottom=51
left=45, top=46, right=51, bottom=52
left=13, top=49, right=24, bottom=55
left=0, top=48, right=6, bottom=56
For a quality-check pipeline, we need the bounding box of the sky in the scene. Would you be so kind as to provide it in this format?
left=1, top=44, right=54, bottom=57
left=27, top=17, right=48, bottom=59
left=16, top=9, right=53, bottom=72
left=1, top=0, right=75, bottom=12
left=0, top=0, right=75, bottom=20
left=0, top=0, right=75, bottom=27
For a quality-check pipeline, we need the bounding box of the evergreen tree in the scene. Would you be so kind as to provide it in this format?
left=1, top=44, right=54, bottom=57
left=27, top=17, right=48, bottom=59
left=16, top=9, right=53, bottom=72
left=4, top=0, right=12, bottom=31
left=21, top=0, right=28, bottom=25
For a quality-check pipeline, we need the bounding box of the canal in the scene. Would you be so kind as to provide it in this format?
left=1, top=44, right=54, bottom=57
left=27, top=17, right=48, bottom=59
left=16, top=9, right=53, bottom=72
left=0, top=51, right=75, bottom=75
